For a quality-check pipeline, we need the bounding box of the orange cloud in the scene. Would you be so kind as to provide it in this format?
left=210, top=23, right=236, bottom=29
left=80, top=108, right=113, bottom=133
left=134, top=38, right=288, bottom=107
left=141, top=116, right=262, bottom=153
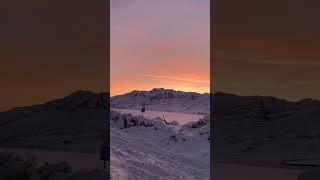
left=139, top=73, right=209, bottom=84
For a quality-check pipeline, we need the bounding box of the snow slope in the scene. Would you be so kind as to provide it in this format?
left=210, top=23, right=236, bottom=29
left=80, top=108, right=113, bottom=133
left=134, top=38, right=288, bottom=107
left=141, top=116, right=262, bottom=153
left=0, top=90, right=108, bottom=152
left=112, top=108, right=204, bottom=125
left=110, top=110, right=210, bottom=180
left=213, top=92, right=320, bottom=167
left=110, top=89, right=210, bottom=179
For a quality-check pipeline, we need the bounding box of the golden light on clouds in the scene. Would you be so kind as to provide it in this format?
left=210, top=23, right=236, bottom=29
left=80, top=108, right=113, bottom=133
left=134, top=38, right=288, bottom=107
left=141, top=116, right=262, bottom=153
left=111, top=72, right=210, bottom=96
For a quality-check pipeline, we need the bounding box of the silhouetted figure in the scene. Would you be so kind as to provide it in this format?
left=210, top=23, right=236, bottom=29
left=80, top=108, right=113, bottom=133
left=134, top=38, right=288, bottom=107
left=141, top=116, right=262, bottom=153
left=123, top=116, right=127, bottom=132
left=141, top=106, right=145, bottom=116
left=140, top=101, right=146, bottom=116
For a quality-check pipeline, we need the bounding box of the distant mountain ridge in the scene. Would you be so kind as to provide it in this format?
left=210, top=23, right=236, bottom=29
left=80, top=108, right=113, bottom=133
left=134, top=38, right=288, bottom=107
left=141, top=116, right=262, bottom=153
left=0, top=89, right=319, bottom=117
left=213, top=91, right=320, bottom=116
left=111, top=88, right=210, bottom=114
left=212, top=92, right=320, bottom=167
left=111, top=88, right=320, bottom=115
left=1, top=90, right=109, bottom=113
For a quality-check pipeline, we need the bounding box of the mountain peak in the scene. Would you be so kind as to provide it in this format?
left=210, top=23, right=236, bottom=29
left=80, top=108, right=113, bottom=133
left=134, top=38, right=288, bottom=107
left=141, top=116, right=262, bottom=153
left=151, top=88, right=166, bottom=91
left=68, top=90, right=97, bottom=98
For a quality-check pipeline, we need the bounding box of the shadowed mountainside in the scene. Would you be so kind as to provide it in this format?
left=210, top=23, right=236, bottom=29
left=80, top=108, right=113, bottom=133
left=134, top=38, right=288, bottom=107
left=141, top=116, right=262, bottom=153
left=213, top=92, right=320, bottom=167
left=0, top=91, right=109, bottom=152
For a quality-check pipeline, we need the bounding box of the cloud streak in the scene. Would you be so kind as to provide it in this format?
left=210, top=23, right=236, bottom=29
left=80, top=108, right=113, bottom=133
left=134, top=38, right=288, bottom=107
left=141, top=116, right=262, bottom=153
left=139, top=73, right=209, bottom=84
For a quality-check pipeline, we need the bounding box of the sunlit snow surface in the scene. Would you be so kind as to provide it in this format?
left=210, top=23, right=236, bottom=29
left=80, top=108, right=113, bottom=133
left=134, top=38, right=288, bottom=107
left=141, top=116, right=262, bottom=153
left=110, top=109, right=210, bottom=180
left=112, top=108, right=205, bottom=125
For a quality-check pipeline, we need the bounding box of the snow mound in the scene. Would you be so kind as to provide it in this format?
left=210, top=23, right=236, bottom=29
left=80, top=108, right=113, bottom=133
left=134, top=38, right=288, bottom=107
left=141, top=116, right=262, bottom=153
left=184, top=115, right=209, bottom=129
left=111, top=110, right=166, bottom=129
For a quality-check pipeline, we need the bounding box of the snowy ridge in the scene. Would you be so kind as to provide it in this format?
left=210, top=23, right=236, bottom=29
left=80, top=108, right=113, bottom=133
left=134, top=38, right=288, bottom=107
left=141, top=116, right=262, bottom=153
left=0, top=90, right=108, bottom=151
left=213, top=92, right=320, bottom=167
left=110, top=110, right=210, bottom=180
left=111, top=88, right=209, bottom=114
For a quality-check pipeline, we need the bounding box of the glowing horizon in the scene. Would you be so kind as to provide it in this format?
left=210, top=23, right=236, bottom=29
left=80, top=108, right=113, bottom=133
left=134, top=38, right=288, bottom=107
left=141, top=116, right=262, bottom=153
left=110, top=0, right=210, bottom=96
left=111, top=86, right=209, bottom=97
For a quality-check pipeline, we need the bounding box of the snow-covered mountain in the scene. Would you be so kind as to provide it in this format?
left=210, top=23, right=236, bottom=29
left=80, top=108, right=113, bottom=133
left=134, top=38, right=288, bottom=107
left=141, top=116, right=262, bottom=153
left=2, top=89, right=320, bottom=173
left=110, top=89, right=211, bottom=179
left=0, top=90, right=210, bottom=179
left=111, top=88, right=210, bottom=114
left=0, top=90, right=109, bottom=152
left=213, top=92, right=320, bottom=167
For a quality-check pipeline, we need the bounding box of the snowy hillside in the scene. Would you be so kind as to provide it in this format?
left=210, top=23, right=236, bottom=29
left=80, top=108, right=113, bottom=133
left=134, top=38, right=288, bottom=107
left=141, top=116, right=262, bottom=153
left=0, top=90, right=210, bottom=179
left=110, top=88, right=211, bottom=179
left=111, top=88, right=210, bottom=114
left=0, top=90, right=108, bottom=152
left=112, top=108, right=205, bottom=125
left=213, top=92, right=320, bottom=167
left=110, top=110, right=210, bottom=180
left=3, top=89, right=320, bottom=177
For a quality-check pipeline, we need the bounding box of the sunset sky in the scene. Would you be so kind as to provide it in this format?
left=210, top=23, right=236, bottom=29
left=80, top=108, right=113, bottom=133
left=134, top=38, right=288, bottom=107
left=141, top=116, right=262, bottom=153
left=110, top=0, right=210, bottom=96
left=0, top=0, right=107, bottom=111
left=214, top=0, right=320, bottom=101
left=2, top=0, right=320, bottom=111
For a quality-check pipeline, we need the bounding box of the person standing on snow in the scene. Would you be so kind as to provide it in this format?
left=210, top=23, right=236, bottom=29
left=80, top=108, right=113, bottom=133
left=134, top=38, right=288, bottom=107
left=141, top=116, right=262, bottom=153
left=141, top=104, right=145, bottom=116
left=140, top=101, right=146, bottom=116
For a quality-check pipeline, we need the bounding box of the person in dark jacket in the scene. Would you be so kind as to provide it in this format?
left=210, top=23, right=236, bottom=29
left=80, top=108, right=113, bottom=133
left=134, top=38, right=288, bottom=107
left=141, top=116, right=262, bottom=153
left=141, top=106, right=145, bottom=116
left=124, top=116, right=127, bottom=128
